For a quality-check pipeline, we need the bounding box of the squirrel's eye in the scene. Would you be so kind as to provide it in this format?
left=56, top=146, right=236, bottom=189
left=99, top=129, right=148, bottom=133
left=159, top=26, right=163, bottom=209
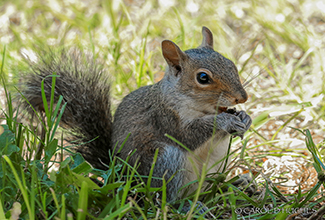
left=197, top=72, right=211, bottom=84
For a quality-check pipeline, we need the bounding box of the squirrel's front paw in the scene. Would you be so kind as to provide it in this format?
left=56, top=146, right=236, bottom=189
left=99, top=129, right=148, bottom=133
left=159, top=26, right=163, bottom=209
left=216, top=112, right=247, bottom=137
left=235, top=110, right=252, bottom=129
left=233, top=110, right=252, bottom=139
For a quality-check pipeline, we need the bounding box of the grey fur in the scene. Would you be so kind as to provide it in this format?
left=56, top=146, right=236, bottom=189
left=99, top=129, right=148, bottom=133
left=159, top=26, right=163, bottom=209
left=19, top=49, right=112, bottom=169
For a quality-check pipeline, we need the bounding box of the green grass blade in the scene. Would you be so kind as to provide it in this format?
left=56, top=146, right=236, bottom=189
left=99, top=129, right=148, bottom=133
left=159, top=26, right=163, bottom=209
left=130, top=199, right=148, bottom=220
left=228, top=187, right=237, bottom=220
left=41, top=78, right=50, bottom=124
left=49, top=73, right=57, bottom=122
left=103, top=203, right=132, bottom=220
left=0, top=196, right=6, bottom=220
left=50, top=188, right=61, bottom=218
left=50, top=100, right=66, bottom=141
left=61, top=194, right=66, bottom=220
left=77, top=181, right=88, bottom=220
left=298, top=182, right=321, bottom=208
left=3, top=155, right=34, bottom=219
left=227, top=183, right=259, bottom=207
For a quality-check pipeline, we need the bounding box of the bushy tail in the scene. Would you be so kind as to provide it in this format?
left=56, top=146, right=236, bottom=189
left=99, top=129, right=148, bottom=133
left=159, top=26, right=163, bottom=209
left=19, top=49, right=112, bottom=169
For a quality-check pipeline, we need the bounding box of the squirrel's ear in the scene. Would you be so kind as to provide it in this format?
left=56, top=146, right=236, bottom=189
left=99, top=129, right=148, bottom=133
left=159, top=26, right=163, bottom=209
left=199, top=26, right=214, bottom=49
left=162, top=40, right=187, bottom=76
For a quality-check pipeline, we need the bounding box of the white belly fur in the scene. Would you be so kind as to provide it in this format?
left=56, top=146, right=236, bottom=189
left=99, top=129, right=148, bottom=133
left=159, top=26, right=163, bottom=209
left=182, top=131, right=231, bottom=195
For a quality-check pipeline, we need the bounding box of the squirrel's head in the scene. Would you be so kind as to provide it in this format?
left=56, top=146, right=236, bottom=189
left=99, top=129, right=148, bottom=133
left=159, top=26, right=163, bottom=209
left=162, top=26, right=247, bottom=114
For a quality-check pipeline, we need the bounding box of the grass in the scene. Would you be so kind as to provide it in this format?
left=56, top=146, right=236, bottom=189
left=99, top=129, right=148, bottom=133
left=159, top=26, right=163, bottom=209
left=1, top=0, right=325, bottom=219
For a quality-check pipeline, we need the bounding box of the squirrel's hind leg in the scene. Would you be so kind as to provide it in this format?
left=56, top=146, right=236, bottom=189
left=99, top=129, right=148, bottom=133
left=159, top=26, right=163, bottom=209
left=148, top=144, right=187, bottom=203
left=147, top=144, right=213, bottom=217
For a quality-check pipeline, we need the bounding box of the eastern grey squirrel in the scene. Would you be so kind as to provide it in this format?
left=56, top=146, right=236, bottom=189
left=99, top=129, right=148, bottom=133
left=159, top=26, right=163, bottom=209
left=20, top=27, right=252, bottom=207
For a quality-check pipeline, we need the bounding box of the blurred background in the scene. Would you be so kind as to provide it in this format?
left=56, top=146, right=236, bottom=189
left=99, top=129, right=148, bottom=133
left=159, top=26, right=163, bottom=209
left=1, top=0, right=325, bottom=194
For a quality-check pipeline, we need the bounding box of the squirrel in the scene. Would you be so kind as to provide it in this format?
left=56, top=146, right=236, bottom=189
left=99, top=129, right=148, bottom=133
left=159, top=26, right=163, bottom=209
left=19, top=27, right=252, bottom=207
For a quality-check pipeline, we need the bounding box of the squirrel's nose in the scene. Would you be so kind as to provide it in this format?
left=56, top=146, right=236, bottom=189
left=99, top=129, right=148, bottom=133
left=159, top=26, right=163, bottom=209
left=235, top=91, right=248, bottom=104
